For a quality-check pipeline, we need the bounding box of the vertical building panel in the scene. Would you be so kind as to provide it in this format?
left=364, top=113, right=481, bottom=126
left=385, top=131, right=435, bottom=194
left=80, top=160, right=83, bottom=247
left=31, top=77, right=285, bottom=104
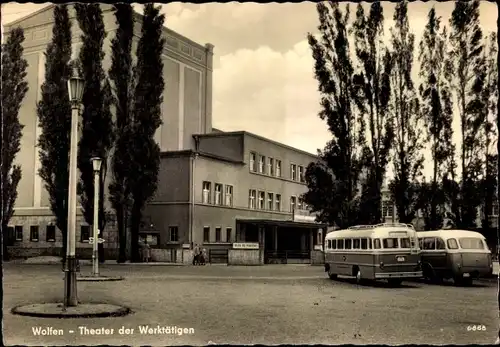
left=158, top=57, right=180, bottom=151
left=183, top=67, right=201, bottom=150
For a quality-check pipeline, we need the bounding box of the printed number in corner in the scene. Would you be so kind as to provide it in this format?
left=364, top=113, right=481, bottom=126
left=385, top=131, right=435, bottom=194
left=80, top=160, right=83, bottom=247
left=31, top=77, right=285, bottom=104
left=467, top=325, right=486, bottom=332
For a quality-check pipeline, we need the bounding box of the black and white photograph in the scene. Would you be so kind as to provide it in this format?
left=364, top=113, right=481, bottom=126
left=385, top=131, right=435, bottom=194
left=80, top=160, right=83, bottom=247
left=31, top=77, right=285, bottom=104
left=1, top=1, right=498, bottom=345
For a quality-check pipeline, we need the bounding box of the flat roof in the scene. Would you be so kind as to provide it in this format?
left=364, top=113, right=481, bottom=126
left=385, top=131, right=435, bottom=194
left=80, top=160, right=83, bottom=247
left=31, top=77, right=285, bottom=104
left=237, top=218, right=327, bottom=229
left=194, top=130, right=318, bottom=159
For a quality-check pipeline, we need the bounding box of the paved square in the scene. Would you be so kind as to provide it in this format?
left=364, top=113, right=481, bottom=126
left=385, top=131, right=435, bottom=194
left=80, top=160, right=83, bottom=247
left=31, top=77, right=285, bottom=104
left=3, top=264, right=497, bottom=345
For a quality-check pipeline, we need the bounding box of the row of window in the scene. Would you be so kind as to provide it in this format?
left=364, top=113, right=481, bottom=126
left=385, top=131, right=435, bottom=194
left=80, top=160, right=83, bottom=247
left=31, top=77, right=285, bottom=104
left=248, top=190, right=308, bottom=212
left=326, top=237, right=414, bottom=250
left=418, top=237, right=486, bottom=250
left=202, top=182, right=233, bottom=206
left=9, top=225, right=56, bottom=242
left=203, top=226, right=232, bottom=243
left=249, top=152, right=306, bottom=183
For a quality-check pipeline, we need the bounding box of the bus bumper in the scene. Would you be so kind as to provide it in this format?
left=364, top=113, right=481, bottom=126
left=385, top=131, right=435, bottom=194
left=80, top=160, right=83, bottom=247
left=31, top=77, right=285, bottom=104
left=375, top=271, right=423, bottom=279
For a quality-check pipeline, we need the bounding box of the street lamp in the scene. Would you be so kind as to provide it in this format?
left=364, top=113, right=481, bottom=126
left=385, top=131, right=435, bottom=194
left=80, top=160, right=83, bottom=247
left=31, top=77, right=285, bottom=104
left=64, top=66, right=84, bottom=308
left=91, top=157, right=102, bottom=277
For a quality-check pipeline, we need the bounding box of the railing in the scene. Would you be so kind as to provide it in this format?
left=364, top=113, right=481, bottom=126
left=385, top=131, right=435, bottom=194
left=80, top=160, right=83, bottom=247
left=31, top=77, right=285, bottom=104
left=348, top=223, right=415, bottom=230
left=265, top=250, right=310, bottom=264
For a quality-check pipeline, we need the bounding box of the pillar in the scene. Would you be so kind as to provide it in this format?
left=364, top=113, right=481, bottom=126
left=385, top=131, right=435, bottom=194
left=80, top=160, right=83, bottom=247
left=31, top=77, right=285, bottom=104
left=273, top=226, right=278, bottom=252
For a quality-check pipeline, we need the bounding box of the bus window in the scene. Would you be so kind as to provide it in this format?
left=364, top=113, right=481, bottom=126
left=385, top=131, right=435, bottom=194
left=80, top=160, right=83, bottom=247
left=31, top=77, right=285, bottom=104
left=338, top=239, right=344, bottom=249
left=447, top=238, right=458, bottom=249
left=327, top=240, right=331, bottom=249
left=423, top=238, right=436, bottom=250
left=383, top=238, right=398, bottom=249
left=368, top=238, right=372, bottom=249
left=400, top=238, right=410, bottom=248
left=373, top=239, right=381, bottom=249
left=436, top=238, right=446, bottom=250
left=332, top=239, right=337, bottom=249
left=459, top=238, right=486, bottom=250
left=345, top=239, right=352, bottom=249
left=353, top=239, right=360, bottom=249
left=418, top=238, right=423, bottom=249
left=361, top=238, right=368, bottom=250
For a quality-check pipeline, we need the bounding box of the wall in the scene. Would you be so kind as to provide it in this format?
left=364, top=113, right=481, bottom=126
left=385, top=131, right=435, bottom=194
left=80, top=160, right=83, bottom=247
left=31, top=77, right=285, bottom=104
left=197, top=134, right=244, bottom=163
left=228, top=249, right=261, bottom=265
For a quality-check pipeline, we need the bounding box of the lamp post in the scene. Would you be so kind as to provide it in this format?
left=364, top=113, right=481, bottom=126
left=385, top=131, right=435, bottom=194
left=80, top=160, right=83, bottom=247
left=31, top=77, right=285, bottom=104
left=91, top=157, right=102, bottom=276
left=64, top=67, right=84, bottom=308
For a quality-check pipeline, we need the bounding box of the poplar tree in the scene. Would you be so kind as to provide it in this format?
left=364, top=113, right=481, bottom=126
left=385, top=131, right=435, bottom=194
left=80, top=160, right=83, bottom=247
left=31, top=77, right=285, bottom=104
left=1, top=27, right=28, bottom=260
left=37, top=5, right=73, bottom=260
left=75, top=4, right=115, bottom=251
left=129, top=3, right=165, bottom=261
left=417, top=7, right=455, bottom=230
left=446, top=0, right=485, bottom=229
left=388, top=1, right=424, bottom=224
left=304, top=2, right=365, bottom=228
left=353, top=3, right=394, bottom=224
left=108, top=3, right=135, bottom=263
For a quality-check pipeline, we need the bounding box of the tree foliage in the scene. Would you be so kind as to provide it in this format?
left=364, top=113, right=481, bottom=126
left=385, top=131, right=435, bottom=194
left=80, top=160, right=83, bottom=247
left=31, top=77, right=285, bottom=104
left=37, top=5, right=73, bottom=258
left=75, top=4, right=115, bottom=242
left=353, top=3, right=394, bottom=224
left=446, top=0, right=486, bottom=229
left=304, top=2, right=365, bottom=229
left=417, top=7, right=455, bottom=230
left=129, top=3, right=165, bottom=261
left=1, top=27, right=28, bottom=259
left=388, top=1, right=424, bottom=224
left=108, top=3, right=135, bottom=263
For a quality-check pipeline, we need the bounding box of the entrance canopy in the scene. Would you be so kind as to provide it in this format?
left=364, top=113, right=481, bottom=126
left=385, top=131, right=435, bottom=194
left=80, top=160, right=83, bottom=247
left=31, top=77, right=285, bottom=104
left=236, top=218, right=327, bottom=229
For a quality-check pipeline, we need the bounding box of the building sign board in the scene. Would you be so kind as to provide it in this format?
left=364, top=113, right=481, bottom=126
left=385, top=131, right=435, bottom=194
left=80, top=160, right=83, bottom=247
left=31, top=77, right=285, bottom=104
left=233, top=242, right=259, bottom=250
left=293, top=214, right=317, bottom=222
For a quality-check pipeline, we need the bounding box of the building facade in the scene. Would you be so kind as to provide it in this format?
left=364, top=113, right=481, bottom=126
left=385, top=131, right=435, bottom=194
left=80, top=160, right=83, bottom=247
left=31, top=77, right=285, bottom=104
left=4, top=4, right=325, bottom=264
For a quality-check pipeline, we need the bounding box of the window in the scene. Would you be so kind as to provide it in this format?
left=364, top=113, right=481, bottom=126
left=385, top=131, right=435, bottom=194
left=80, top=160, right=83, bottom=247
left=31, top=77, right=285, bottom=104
left=337, top=239, right=344, bottom=249
left=353, top=239, right=360, bottom=249
left=436, top=238, right=446, bottom=250
left=345, top=239, right=352, bottom=249
left=290, top=196, right=296, bottom=212
left=225, top=185, right=233, bottom=206
left=447, top=238, right=459, bottom=249
left=368, top=238, right=372, bottom=249
left=492, top=202, right=499, bottom=216
left=290, top=164, right=297, bottom=180
left=383, top=238, right=398, bottom=249
left=46, top=225, right=56, bottom=242
left=30, top=226, right=39, bottom=242
left=267, top=192, right=274, bottom=210
left=332, top=239, right=337, bottom=249
left=423, top=237, right=436, bottom=250
left=373, top=239, right=381, bottom=249
left=169, top=226, right=179, bottom=242
left=458, top=238, right=485, bottom=250
left=418, top=238, right=423, bottom=249
left=327, top=240, right=331, bottom=249
left=298, top=166, right=305, bottom=183
left=80, top=225, right=90, bottom=242
left=361, top=238, right=368, bottom=250
left=400, top=238, right=410, bottom=248
left=214, top=183, right=222, bottom=205
left=297, top=198, right=303, bottom=210
left=15, top=226, right=23, bottom=241
left=268, top=157, right=274, bottom=175
left=203, top=227, right=210, bottom=243
left=250, top=152, right=256, bottom=172
left=140, top=234, right=158, bottom=246
left=317, top=229, right=323, bottom=245
left=249, top=189, right=256, bottom=209
left=202, top=181, right=211, bottom=204
left=258, top=191, right=265, bottom=209
left=226, top=228, right=232, bottom=243
left=258, top=155, right=265, bottom=173
left=276, top=160, right=282, bottom=177
left=382, top=200, right=394, bottom=218
left=275, top=194, right=281, bottom=211
left=215, top=227, right=221, bottom=242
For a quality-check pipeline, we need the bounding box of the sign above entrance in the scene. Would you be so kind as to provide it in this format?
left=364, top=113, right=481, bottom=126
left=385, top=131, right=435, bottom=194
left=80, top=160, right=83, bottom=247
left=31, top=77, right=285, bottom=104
left=293, top=214, right=317, bottom=222
left=233, top=242, right=259, bottom=250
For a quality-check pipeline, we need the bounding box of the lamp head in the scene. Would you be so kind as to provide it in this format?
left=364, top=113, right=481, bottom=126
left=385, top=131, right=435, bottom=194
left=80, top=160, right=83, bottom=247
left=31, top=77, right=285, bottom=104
left=67, top=66, right=84, bottom=104
left=91, top=157, right=102, bottom=172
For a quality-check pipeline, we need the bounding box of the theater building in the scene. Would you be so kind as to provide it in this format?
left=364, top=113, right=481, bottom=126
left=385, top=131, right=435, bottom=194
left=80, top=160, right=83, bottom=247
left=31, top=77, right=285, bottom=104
left=4, top=4, right=325, bottom=264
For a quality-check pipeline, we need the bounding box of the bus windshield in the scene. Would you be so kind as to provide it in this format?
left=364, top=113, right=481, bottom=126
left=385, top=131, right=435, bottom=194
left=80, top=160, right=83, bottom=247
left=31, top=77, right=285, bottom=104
left=458, top=238, right=485, bottom=250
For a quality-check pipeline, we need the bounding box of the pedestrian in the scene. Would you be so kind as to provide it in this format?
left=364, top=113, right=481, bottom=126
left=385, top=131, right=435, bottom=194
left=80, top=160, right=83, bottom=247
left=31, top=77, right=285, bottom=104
left=200, top=248, right=207, bottom=265
left=193, top=243, right=200, bottom=265
left=142, top=240, right=151, bottom=263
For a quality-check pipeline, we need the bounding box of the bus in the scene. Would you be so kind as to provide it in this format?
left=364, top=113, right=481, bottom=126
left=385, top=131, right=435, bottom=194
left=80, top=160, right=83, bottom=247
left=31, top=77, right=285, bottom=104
left=416, top=229, right=493, bottom=286
left=324, top=223, right=422, bottom=286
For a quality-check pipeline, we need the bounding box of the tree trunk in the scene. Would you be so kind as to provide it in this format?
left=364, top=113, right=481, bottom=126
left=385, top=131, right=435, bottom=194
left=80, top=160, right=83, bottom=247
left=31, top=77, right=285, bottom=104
left=117, top=207, right=127, bottom=263
left=2, top=222, right=10, bottom=261
left=130, top=204, right=141, bottom=263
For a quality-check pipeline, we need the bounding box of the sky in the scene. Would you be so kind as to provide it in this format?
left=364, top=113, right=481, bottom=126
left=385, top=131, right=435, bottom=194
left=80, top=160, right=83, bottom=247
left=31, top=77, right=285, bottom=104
left=1, top=1, right=498, bottom=181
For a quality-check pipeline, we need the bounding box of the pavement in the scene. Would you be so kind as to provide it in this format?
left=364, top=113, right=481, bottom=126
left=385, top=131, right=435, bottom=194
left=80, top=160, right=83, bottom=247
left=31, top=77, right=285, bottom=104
left=3, top=263, right=498, bottom=345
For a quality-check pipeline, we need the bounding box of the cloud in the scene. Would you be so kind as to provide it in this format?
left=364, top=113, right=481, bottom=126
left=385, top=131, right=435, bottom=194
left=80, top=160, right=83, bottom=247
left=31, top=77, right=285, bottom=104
left=213, top=40, right=327, bottom=156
